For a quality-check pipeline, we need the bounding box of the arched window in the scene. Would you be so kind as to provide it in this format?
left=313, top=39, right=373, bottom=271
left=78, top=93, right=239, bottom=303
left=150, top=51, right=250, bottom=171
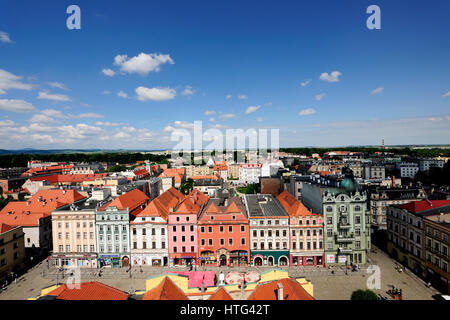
left=326, top=206, right=333, bottom=213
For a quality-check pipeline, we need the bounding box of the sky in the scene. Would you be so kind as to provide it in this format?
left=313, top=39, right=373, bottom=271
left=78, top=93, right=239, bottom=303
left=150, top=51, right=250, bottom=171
left=0, top=0, right=449, bottom=150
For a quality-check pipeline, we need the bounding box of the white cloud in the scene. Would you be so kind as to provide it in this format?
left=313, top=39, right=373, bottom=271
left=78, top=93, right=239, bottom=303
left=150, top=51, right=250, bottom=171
left=220, top=113, right=236, bottom=119
left=135, top=86, right=176, bottom=101
left=29, top=114, right=57, bottom=124
left=237, top=94, right=248, bottom=100
left=209, top=117, right=216, bottom=122
left=0, top=31, right=13, bottom=44
left=256, top=117, right=263, bottom=122
left=300, top=79, right=311, bottom=87
left=102, top=68, right=115, bottom=77
left=442, top=92, right=450, bottom=97
left=96, top=121, right=121, bottom=127
left=245, top=105, right=261, bottom=114
left=37, top=91, right=71, bottom=102
left=264, top=102, right=272, bottom=106
left=315, top=93, right=327, bottom=101
left=117, top=90, right=128, bottom=98
left=182, top=85, right=194, bottom=96
left=299, top=108, right=316, bottom=116
left=371, top=87, right=384, bottom=95
left=319, top=71, right=342, bottom=82
left=70, top=113, right=104, bottom=119
left=211, top=124, right=229, bottom=129
left=114, top=131, right=132, bottom=139
left=0, top=69, right=33, bottom=94
left=48, top=82, right=68, bottom=90
left=226, top=94, right=232, bottom=100
left=0, top=99, right=37, bottom=113
left=102, top=90, right=111, bottom=95
left=113, top=53, right=174, bottom=76
left=41, top=109, right=66, bottom=119
left=0, top=120, right=15, bottom=126
left=204, top=110, right=216, bottom=115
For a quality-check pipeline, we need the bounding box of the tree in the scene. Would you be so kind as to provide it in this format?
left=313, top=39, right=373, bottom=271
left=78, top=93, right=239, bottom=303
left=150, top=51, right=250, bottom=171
left=179, top=178, right=194, bottom=195
left=350, top=289, right=379, bottom=300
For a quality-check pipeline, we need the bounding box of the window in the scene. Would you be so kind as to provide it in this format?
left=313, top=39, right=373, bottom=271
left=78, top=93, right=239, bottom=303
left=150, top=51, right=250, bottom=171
left=209, top=239, right=213, bottom=246
left=229, top=238, right=233, bottom=245
left=181, top=226, right=185, bottom=232
left=229, top=226, right=233, bottom=233
left=220, top=226, right=224, bottom=233
left=133, top=242, right=137, bottom=249
left=326, top=206, right=333, bottom=213
left=208, top=226, right=213, bottom=233
left=201, top=226, right=205, bottom=233
left=66, top=245, right=70, bottom=252
left=173, top=236, right=177, bottom=242
left=173, top=226, right=176, bottom=232
left=152, top=242, right=156, bottom=249
left=201, top=239, right=205, bottom=246
left=260, top=230, right=264, bottom=237
left=355, top=216, right=361, bottom=224
left=173, top=246, right=177, bottom=253
left=190, top=235, right=194, bottom=242
left=241, top=238, right=245, bottom=245
left=161, top=242, right=165, bottom=249
left=327, top=217, right=333, bottom=225
left=241, top=225, right=245, bottom=232
left=152, top=228, right=156, bottom=235
left=59, top=245, right=63, bottom=252
left=220, top=238, right=224, bottom=245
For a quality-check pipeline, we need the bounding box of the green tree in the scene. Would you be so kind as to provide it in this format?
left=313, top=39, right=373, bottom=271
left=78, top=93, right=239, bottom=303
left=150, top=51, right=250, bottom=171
left=179, top=178, right=194, bottom=195
left=350, top=289, right=380, bottom=300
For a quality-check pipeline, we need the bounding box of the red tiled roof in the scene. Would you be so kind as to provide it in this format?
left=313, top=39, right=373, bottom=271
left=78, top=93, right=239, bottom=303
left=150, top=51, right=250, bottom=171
left=99, top=189, right=149, bottom=215
left=135, top=187, right=184, bottom=221
left=208, top=287, right=232, bottom=300
left=142, top=277, right=188, bottom=300
left=398, top=200, right=450, bottom=214
left=46, top=281, right=128, bottom=300
left=277, top=190, right=315, bottom=217
left=0, top=223, right=15, bottom=234
left=190, top=175, right=220, bottom=180
left=214, top=161, right=228, bottom=172
left=30, top=173, right=107, bottom=184
left=248, top=278, right=314, bottom=300
left=158, top=168, right=185, bottom=184
left=22, top=164, right=73, bottom=177
left=0, top=189, right=86, bottom=227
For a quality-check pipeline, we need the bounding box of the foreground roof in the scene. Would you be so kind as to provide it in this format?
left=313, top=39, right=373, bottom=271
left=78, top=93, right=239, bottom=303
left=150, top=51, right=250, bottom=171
left=142, top=276, right=188, bottom=300
left=44, top=281, right=129, bottom=300
left=248, top=278, right=314, bottom=300
left=277, top=190, right=315, bottom=217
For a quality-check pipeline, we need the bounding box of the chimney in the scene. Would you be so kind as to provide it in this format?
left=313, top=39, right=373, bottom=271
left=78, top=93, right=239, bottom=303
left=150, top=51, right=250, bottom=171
left=277, top=282, right=284, bottom=300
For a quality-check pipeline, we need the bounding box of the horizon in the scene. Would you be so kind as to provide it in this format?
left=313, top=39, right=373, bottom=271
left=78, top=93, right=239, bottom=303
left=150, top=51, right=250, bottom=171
left=1, top=0, right=449, bottom=150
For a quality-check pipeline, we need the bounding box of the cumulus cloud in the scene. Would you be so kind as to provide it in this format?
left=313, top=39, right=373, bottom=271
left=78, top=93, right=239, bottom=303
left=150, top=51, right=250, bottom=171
left=0, top=99, right=37, bottom=113
left=299, top=108, right=316, bottom=116
left=70, top=113, right=104, bottom=119
left=117, top=90, right=128, bottom=98
left=135, top=86, right=176, bottom=101
left=102, top=90, right=111, bottom=95
left=182, top=85, right=194, bottom=96
left=0, top=120, right=15, bottom=126
left=209, top=117, right=215, bottom=122
left=41, top=109, right=66, bottom=119
left=315, top=93, right=327, bottom=101
left=371, top=87, right=384, bottom=95
left=204, top=110, right=216, bottom=115
left=226, top=94, right=232, bottom=100
left=102, top=68, right=115, bottom=77
left=37, top=91, right=71, bottom=102
left=220, top=113, right=236, bottom=119
left=319, top=71, right=342, bottom=82
left=0, top=69, right=33, bottom=94
left=29, top=114, right=57, bottom=124
left=113, top=53, right=174, bottom=76
left=0, top=31, right=13, bottom=44
left=300, top=79, right=311, bottom=87
left=48, top=82, right=68, bottom=90
left=257, top=117, right=263, bottom=122
left=245, top=105, right=261, bottom=114
left=442, top=92, right=450, bottom=97
left=95, top=121, right=121, bottom=127
left=237, top=94, right=248, bottom=100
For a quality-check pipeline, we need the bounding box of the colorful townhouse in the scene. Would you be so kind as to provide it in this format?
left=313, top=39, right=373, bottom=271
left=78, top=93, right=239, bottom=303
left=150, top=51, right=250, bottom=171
left=277, top=191, right=324, bottom=266
left=197, top=198, right=250, bottom=266
left=95, top=189, right=149, bottom=268
left=0, top=189, right=86, bottom=259
left=51, top=199, right=99, bottom=268
left=244, top=194, right=290, bottom=267
left=168, top=189, right=209, bottom=266
left=131, top=187, right=184, bottom=267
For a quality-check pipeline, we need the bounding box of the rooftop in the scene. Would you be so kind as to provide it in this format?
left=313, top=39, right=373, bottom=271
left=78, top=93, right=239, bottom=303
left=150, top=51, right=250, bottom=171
left=244, top=194, right=288, bottom=218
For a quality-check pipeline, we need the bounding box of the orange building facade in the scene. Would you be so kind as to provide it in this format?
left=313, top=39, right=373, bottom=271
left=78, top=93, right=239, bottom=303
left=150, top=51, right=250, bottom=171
left=197, top=198, right=250, bottom=266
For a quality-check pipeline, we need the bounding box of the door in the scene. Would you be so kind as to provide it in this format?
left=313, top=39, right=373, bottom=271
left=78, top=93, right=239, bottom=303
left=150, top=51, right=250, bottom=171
left=220, top=254, right=227, bottom=266
left=254, top=257, right=262, bottom=266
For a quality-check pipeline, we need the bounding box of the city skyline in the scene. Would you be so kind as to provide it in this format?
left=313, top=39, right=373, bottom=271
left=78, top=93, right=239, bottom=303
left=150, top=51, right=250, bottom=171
left=1, top=0, right=450, bottom=150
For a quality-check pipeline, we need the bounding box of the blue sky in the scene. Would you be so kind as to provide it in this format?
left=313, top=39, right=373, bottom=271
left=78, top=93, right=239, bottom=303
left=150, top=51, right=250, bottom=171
left=0, top=0, right=449, bottom=150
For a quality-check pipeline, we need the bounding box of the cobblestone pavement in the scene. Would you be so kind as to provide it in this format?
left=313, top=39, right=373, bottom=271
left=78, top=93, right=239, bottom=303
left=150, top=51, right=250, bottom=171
left=0, top=245, right=440, bottom=300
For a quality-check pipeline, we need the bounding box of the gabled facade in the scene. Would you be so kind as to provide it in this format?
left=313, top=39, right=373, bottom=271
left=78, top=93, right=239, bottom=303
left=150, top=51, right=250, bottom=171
left=277, top=190, right=324, bottom=266
left=197, top=198, right=250, bottom=266
left=130, top=187, right=184, bottom=267
left=168, top=189, right=208, bottom=266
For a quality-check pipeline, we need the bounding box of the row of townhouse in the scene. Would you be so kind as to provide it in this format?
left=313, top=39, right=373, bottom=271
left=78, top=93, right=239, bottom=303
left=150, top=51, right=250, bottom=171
left=50, top=186, right=329, bottom=268
left=386, top=199, right=450, bottom=293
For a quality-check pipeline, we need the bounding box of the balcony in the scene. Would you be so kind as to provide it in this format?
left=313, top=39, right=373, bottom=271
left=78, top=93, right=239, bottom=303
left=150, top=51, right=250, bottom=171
left=338, top=248, right=352, bottom=254
left=338, top=223, right=351, bottom=229
left=336, top=234, right=354, bottom=242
